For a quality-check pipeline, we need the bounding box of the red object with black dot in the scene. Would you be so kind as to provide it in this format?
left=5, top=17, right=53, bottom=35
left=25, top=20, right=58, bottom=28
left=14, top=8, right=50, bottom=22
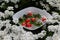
left=26, top=23, right=32, bottom=28
left=27, top=11, right=33, bottom=16
left=41, top=16, right=47, bottom=22
left=22, top=22, right=26, bottom=26
left=25, top=18, right=31, bottom=23
left=31, top=18, right=36, bottom=22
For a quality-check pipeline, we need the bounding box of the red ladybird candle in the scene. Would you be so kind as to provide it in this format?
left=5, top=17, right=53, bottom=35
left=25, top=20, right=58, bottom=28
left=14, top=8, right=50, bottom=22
left=41, top=16, right=47, bottom=22
left=26, top=23, right=32, bottom=28
left=27, top=11, right=32, bottom=16
left=31, top=18, right=36, bottom=22
left=25, top=18, right=31, bottom=23
left=22, top=22, right=26, bottom=26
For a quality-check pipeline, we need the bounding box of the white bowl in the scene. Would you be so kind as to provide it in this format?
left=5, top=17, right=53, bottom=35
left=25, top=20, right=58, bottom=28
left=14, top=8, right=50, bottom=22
left=12, top=7, right=53, bottom=30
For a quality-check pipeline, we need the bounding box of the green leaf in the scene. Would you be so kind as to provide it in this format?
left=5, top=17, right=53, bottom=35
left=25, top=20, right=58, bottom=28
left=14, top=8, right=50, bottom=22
left=33, top=13, right=41, bottom=18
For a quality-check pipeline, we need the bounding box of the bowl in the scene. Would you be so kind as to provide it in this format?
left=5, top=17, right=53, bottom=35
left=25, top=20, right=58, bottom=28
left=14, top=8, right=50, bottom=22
left=12, top=7, right=53, bottom=30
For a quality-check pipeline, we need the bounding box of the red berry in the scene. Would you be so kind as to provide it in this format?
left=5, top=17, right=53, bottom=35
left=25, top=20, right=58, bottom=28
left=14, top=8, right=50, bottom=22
left=25, top=18, right=31, bottom=23
left=26, top=23, right=32, bottom=28
left=27, top=11, right=32, bottom=16
left=22, top=22, right=26, bottom=26
left=41, top=16, right=47, bottom=22
left=31, top=18, right=36, bottom=22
